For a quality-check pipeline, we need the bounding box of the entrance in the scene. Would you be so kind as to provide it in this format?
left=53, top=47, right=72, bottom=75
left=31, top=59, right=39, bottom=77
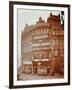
left=32, top=51, right=50, bottom=75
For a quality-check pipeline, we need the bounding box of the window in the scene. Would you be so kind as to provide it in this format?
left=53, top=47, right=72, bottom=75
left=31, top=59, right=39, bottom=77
left=52, top=40, right=55, bottom=46
left=32, top=31, right=34, bottom=35
left=44, top=29, right=46, bottom=34
left=56, top=40, right=58, bottom=45
left=53, top=31, right=55, bottom=35
left=38, top=30, right=40, bottom=35
left=33, top=35, right=48, bottom=39
left=56, top=31, right=59, bottom=35
left=35, top=30, right=38, bottom=35
left=54, top=50, right=58, bottom=56
left=41, top=29, right=43, bottom=34
left=60, top=49, right=64, bottom=56
left=60, top=31, right=64, bottom=35
left=41, top=42, right=50, bottom=46
left=60, top=40, right=64, bottom=49
left=47, top=29, right=48, bottom=33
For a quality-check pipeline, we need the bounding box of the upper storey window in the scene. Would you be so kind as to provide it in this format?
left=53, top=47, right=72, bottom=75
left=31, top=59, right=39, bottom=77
left=32, top=28, right=49, bottom=35
left=53, top=31, right=55, bottom=35
left=52, top=39, right=55, bottom=46
left=47, top=28, right=48, bottom=33
left=40, top=29, right=43, bottom=34
left=54, top=50, right=59, bottom=56
left=33, top=34, right=48, bottom=39
left=32, top=31, right=34, bottom=35
left=56, top=31, right=59, bottom=35
left=43, top=28, right=49, bottom=34
left=38, top=30, right=40, bottom=35
left=60, top=30, right=64, bottom=35
left=35, top=30, right=38, bottom=35
left=43, top=29, right=46, bottom=34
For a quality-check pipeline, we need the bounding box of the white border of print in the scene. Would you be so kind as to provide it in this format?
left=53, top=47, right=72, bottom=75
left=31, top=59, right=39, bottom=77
left=13, top=4, right=68, bottom=86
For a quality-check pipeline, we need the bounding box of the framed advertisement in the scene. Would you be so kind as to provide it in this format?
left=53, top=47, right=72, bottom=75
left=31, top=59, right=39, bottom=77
left=9, top=1, right=70, bottom=88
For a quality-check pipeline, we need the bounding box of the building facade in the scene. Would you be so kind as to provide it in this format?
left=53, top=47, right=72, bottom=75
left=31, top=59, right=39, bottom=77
left=21, top=13, right=64, bottom=75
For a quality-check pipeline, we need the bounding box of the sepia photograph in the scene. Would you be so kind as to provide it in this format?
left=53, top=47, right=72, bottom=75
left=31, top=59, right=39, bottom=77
left=17, top=9, right=64, bottom=80
left=9, top=1, right=70, bottom=88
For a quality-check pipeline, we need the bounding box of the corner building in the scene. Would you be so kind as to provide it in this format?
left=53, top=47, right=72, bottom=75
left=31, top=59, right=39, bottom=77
left=21, top=13, right=64, bottom=75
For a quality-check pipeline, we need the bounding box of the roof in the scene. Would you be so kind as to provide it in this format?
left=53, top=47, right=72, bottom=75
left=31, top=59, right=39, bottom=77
left=22, top=14, right=61, bottom=34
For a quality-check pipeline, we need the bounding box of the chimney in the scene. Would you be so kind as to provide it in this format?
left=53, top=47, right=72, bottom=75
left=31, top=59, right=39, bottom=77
left=61, top=11, right=64, bottom=24
left=61, top=11, right=64, bottom=29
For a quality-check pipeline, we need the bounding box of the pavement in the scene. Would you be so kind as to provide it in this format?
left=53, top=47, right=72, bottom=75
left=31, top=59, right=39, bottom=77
left=18, top=73, right=64, bottom=81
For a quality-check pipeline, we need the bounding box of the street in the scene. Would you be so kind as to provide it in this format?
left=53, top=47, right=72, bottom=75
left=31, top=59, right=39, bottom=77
left=18, top=73, right=64, bottom=80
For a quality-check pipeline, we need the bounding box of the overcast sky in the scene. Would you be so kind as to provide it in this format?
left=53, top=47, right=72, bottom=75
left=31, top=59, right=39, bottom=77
left=17, top=9, right=61, bottom=31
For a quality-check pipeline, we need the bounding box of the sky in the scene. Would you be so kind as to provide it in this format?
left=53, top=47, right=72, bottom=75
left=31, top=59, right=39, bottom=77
left=17, top=9, right=61, bottom=31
